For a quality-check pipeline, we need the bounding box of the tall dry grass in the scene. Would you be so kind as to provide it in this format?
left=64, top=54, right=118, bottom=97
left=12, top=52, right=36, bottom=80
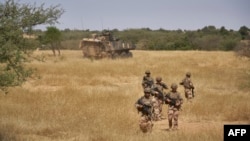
left=0, top=50, right=250, bottom=141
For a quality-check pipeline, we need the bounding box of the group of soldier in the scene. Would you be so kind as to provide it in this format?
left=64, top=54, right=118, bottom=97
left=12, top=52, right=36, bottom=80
left=135, top=70, right=195, bottom=133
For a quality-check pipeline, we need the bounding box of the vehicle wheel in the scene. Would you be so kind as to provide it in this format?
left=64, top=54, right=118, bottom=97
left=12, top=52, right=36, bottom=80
left=120, top=52, right=127, bottom=58
left=127, top=52, right=133, bottom=57
left=111, top=53, right=118, bottom=59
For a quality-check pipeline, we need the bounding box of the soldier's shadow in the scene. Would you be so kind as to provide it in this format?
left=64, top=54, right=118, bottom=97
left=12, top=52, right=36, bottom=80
left=161, top=128, right=171, bottom=132
left=161, top=128, right=179, bottom=132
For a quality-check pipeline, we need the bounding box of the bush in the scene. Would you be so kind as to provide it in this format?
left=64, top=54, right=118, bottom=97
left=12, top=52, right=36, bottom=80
left=235, top=40, right=250, bottom=58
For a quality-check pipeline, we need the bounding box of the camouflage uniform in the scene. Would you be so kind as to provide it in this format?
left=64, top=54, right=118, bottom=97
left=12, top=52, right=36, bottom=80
left=151, top=94, right=161, bottom=121
left=151, top=77, right=168, bottom=120
left=180, top=72, right=195, bottom=102
left=165, top=83, right=183, bottom=130
left=142, top=70, right=154, bottom=89
left=135, top=88, right=154, bottom=133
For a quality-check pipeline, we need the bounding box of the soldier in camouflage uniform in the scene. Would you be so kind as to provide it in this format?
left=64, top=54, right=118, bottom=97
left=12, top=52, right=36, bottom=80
left=165, top=83, right=183, bottom=130
left=180, top=72, right=195, bottom=102
left=135, top=88, right=154, bottom=133
left=142, top=70, right=154, bottom=89
left=151, top=76, right=168, bottom=120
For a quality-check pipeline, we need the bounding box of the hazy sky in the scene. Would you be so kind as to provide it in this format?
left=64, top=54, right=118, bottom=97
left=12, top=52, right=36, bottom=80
left=20, top=0, right=250, bottom=31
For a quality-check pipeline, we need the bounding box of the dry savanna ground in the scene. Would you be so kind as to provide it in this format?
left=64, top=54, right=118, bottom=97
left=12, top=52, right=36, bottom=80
left=0, top=50, right=250, bottom=141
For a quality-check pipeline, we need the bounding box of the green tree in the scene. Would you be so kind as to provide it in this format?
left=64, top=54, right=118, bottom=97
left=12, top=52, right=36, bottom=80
left=44, top=26, right=62, bottom=56
left=201, top=25, right=217, bottom=34
left=239, top=26, right=250, bottom=40
left=220, top=26, right=229, bottom=36
left=0, top=0, right=64, bottom=93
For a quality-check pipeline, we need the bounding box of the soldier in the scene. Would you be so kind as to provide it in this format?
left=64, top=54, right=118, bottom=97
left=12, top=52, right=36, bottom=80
left=135, top=88, right=154, bottom=133
left=142, top=70, right=154, bottom=89
left=151, top=76, right=168, bottom=120
left=165, top=83, right=183, bottom=131
left=180, top=72, right=195, bottom=102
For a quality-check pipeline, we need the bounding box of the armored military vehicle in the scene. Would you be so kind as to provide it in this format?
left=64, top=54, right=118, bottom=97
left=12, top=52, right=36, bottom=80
left=79, top=31, right=136, bottom=59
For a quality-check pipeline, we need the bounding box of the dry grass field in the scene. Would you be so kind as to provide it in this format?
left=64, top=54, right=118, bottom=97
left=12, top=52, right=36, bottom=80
left=1, top=50, right=250, bottom=141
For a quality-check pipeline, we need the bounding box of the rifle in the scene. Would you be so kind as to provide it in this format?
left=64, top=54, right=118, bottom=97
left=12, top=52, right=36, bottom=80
left=165, top=94, right=182, bottom=110
left=142, top=76, right=154, bottom=88
left=152, top=86, right=165, bottom=101
left=192, top=88, right=195, bottom=98
left=137, top=98, right=152, bottom=118
left=164, top=94, right=176, bottom=105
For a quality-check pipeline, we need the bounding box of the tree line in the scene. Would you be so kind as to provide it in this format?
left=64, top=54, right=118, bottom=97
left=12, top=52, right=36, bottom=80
left=35, top=25, right=250, bottom=52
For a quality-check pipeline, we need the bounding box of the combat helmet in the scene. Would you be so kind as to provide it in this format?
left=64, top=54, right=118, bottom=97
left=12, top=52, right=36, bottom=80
left=156, top=76, right=162, bottom=82
left=171, top=83, right=178, bottom=89
left=186, top=72, right=191, bottom=77
left=144, top=88, right=151, bottom=93
left=145, top=70, right=151, bottom=74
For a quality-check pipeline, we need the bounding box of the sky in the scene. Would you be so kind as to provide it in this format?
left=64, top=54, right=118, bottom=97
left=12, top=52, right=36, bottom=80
left=19, top=0, right=250, bottom=31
